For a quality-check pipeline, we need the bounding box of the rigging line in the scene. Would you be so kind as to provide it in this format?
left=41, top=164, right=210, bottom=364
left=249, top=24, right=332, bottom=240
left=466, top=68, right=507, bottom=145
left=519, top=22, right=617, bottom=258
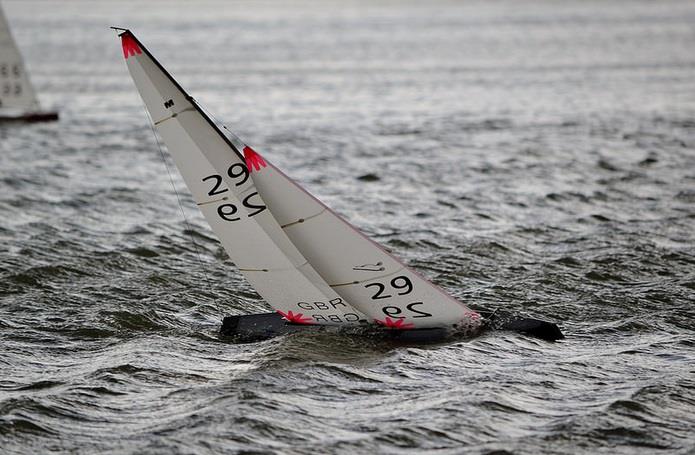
left=195, top=101, right=243, bottom=145
left=138, top=103, right=225, bottom=318
left=222, top=124, right=244, bottom=143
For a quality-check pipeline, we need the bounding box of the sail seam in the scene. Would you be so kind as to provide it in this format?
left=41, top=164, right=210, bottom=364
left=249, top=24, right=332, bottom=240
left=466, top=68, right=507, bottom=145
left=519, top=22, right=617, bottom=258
left=154, top=106, right=195, bottom=125
left=329, top=266, right=406, bottom=287
left=197, top=196, right=229, bottom=206
left=238, top=266, right=303, bottom=272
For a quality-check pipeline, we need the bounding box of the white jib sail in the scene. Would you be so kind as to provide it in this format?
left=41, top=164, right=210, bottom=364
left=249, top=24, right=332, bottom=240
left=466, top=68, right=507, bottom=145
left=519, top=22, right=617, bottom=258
left=0, top=3, right=40, bottom=114
left=118, top=31, right=366, bottom=325
left=240, top=138, right=481, bottom=330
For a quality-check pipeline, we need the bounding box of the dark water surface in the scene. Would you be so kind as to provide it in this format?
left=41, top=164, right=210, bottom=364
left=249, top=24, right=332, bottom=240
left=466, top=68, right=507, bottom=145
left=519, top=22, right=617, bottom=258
left=2, top=1, right=695, bottom=453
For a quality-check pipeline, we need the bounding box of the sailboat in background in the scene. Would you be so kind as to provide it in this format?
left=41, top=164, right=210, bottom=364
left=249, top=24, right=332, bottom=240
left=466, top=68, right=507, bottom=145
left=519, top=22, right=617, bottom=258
left=115, top=28, right=563, bottom=342
left=0, top=2, right=58, bottom=122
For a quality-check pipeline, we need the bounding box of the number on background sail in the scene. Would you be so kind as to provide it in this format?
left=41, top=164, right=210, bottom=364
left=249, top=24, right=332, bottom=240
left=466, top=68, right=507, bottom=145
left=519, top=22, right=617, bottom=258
left=0, top=4, right=39, bottom=113
left=242, top=144, right=481, bottom=330
left=117, top=31, right=365, bottom=325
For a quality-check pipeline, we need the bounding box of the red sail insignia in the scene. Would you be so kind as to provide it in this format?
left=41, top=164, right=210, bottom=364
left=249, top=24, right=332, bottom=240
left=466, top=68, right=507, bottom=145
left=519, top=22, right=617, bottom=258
left=277, top=310, right=313, bottom=325
left=121, top=34, right=142, bottom=59
left=244, top=146, right=267, bottom=172
left=375, top=317, right=415, bottom=330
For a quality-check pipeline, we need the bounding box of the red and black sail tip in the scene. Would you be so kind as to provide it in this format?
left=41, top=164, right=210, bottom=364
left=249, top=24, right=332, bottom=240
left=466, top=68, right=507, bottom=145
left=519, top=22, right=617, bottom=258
left=244, top=146, right=267, bottom=172
left=121, top=32, right=142, bottom=59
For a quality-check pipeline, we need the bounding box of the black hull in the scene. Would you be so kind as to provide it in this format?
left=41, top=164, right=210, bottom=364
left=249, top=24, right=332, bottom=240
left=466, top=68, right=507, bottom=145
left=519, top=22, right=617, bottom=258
left=220, top=311, right=564, bottom=344
left=220, top=312, right=451, bottom=343
left=0, top=111, right=59, bottom=123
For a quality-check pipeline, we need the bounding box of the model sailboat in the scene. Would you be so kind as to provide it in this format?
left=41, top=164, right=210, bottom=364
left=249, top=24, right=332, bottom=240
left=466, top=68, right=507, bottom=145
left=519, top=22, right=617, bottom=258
left=0, top=3, right=58, bottom=122
left=115, top=29, right=563, bottom=342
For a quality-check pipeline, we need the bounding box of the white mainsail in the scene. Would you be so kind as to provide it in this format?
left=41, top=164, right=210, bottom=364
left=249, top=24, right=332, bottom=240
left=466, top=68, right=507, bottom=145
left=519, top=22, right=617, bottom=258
left=235, top=137, right=481, bottom=330
left=0, top=3, right=40, bottom=115
left=118, top=30, right=366, bottom=325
